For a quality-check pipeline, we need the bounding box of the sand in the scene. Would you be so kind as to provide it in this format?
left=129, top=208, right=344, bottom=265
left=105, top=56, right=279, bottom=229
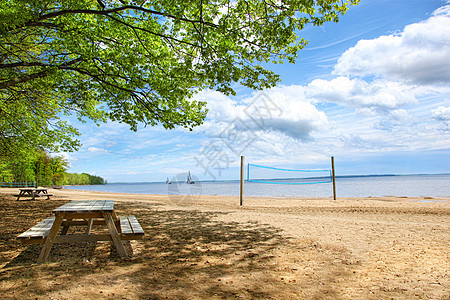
left=0, top=187, right=448, bottom=299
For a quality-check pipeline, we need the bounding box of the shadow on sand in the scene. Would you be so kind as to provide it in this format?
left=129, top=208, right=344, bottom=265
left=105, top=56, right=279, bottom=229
left=0, top=196, right=353, bottom=298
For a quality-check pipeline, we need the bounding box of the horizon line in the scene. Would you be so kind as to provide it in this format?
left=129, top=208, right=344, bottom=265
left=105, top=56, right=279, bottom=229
left=103, top=172, right=450, bottom=184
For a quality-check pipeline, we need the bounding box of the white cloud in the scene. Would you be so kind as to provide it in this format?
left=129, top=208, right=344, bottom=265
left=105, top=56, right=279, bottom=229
left=431, top=105, right=450, bottom=132
left=334, top=5, right=450, bottom=85
left=194, top=88, right=330, bottom=142
left=306, top=77, right=417, bottom=112
left=339, top=134, right=382, bottom=150
left=372, top=109, right=417, bottom=132
left=87, top=147, right=109, bottom=153
left=196, top=90, right=240, bottom=123
left=431, top=106, right=450, bottom=121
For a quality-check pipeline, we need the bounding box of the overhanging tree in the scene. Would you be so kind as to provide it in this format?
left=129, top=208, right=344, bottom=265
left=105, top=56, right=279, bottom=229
left=0, top=0, right=359, bottom=155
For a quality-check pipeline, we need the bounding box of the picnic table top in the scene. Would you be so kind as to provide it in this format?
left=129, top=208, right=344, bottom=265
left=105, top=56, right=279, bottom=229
left=53, top=200, right=114, bottom=214
left=19, top=188, right=47, bottom=191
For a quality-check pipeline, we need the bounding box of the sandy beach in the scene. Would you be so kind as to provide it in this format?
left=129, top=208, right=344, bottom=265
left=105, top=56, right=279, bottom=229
left=0, top=187, right=448, bottom=299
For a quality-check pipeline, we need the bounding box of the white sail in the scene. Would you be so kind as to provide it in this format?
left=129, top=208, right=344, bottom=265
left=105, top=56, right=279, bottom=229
left=187, top=171, right=194, bottom=184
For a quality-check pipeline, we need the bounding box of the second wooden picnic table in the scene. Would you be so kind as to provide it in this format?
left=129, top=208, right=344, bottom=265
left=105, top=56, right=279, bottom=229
left=15, top=188, right=53, bottom=200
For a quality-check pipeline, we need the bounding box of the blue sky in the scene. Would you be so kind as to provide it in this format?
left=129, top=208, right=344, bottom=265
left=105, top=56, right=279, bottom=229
left=64, top=0, right=450, bottom=183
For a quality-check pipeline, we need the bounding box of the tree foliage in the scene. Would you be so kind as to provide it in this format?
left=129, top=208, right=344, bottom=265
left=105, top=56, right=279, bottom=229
left=65, top=173, right=106, bottom=185
left=0, top=150, right=61, bottom=185
left=0, top=149, right=105, bottom=186
left=0, top=0, right=359, bottom=155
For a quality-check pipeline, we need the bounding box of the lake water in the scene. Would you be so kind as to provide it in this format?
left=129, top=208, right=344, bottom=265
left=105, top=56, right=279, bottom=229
left=65, top=174, right=450, bottom=198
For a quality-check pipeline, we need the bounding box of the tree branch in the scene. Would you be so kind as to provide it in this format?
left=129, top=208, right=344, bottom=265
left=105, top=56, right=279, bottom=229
left=0, top=57, right=84, bottom=89
left=27, top=5, right=218, bottom=29
left=0, top=70, right=49, bottom=89
left=105, top=13, right=198, bottom=48
left=0, top=61, right=48, bottom=69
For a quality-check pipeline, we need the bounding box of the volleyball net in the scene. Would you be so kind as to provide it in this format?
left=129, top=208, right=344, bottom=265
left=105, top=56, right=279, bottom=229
left=247, top=163, right=332, bottom=185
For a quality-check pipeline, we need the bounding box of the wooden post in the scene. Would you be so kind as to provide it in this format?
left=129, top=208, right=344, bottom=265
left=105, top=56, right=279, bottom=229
left=331, top=156, right=336, bottom=200
left=240, top=156, right=244, bottom=206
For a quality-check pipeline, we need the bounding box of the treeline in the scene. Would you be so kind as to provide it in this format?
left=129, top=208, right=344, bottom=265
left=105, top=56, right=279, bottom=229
left=0, top=150, right=105, bottom=186
left=65, top=173, right=106, bottom=185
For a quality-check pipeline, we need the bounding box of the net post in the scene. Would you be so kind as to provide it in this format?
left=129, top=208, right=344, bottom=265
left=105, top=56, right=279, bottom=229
left=331, top=156, right=336, bottom=200
left=240, top=156, right=244, bottom=206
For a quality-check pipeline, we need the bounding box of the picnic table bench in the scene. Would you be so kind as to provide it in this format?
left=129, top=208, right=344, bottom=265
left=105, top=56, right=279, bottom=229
left=15, top=188, right=53, bottom=201
left=17, top=200, right=144, bottom=263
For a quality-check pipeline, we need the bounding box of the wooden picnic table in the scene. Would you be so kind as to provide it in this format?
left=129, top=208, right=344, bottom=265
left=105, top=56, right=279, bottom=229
left=17, top=200, right=144, bottom=263
left=15, top=188, right=53, bottom=200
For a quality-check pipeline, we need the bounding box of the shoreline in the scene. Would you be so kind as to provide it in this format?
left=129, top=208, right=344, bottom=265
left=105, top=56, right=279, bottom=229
left=2, top=187, right=450, bottom=205
left=62, top=186, right=450, bottom=202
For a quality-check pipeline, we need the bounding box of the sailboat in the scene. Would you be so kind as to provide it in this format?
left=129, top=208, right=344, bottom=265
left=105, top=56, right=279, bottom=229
left=186, top=171, right=195, bottom=184
left=166, top=177, right=171, bottom=184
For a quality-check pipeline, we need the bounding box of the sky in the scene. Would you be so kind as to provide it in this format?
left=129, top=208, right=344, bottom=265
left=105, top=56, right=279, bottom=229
left=64, top=0, right=450, bottom=183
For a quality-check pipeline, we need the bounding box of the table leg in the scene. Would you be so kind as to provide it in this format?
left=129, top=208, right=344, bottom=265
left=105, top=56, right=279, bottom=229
left=111, top=211, right=121, bottom=232
left=86, top=218, right=94, bottom=234
left=111, top=211, right=119, bottom=221
left=37, top=214, right=64, bottom=263
left=103, top=212, right=128, bottom=258
left=61, top=225, right=70, bottom=235
left=16, top=191, right=23, bottom=201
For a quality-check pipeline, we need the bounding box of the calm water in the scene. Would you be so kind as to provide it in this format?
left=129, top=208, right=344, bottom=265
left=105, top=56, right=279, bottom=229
left=65, top=174, right=450, bottom=198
